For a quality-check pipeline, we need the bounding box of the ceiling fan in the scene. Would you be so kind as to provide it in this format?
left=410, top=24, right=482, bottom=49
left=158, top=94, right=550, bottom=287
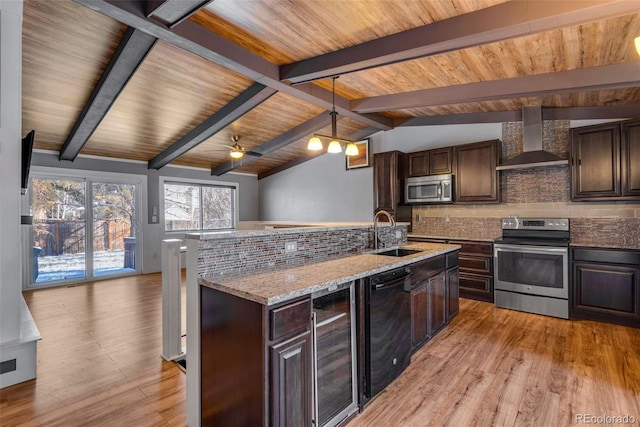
left=223, top=135, right=263, bottom=159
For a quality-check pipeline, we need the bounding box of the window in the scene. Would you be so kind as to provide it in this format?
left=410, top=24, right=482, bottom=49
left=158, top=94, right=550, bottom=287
left=164, top=181, right=235, bottom=231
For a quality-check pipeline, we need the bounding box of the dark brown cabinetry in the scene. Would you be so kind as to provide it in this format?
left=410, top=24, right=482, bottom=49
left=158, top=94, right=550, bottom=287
left=407, top=147, right=453, bottom=177
left=410, top=252, right=459, bottom=352
left=571, top=248, right=640, bottom=328
left=269, top=299, right=313, bottom=427
left=446, top=266, right=460, bottom=319
left=428, top=271, right=447, bottom=336
left=571, top=120, right=640, bottom=201
left=270, top=333, right=312, bottom=427
left=373, top=150, right=411, bottom=223
left=454, top=140, right=501, bottom=203
left=200, top=287, right=313, bottom=426
left=451, top=240, right=494, bottom=303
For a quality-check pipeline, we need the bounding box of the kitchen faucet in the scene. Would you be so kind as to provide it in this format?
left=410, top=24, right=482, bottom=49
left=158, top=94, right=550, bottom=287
left=373, top=210, right=395, bottom=250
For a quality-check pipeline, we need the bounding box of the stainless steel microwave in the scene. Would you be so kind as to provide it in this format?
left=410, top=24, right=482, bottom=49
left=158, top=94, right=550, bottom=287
left=405, top=174, right=453, bottom=204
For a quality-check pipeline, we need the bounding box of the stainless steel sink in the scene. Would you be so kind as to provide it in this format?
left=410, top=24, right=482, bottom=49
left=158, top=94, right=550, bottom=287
left=374, top=248, right=422, bottom=257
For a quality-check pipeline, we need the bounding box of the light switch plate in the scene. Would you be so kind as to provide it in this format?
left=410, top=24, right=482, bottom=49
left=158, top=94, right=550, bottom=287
left=395, top=230, right=402, bottom=238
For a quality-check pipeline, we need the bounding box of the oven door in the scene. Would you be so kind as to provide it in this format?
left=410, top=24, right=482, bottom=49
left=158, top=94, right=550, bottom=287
left=494, top=244, right=568, bottom=299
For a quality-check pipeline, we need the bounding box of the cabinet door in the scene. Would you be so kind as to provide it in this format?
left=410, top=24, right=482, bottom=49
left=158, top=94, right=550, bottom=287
left=408, top=151, right=429, bottom=177
left=571, top=123, right=621, bottom=200
left=374, top=151, right=404, bottom=213
left=271, top=332, right=312, bottom=427
left=572, top=262, right=640, bottom=326
left=429, top=147, right=453, bottom=175
left=454, top=140, right=500, bottom=203
left=428, top=272, right=447, bottom=336
left=622, top=120, right=640, bottom=197
left=410, top=283, right=428, bottom=349
left=446, top=267, right=459, bottom=320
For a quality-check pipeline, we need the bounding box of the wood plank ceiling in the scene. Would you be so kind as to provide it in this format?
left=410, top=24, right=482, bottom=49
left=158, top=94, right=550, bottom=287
left=21, top=0, right=640, bottom=178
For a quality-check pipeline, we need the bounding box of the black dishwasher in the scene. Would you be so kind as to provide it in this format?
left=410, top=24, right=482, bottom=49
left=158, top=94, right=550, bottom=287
left=365, top=266, right=412, bottom=399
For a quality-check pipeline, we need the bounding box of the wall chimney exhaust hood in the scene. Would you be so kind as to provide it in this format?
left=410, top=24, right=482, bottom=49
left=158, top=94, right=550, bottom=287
left=496, top=106, right=568, bottom=170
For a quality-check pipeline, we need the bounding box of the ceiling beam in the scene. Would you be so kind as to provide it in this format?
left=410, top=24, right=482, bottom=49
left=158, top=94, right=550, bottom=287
left=257, top=126, right=380, bottom=180
left=74, top=0, right=393, bottom=130
left=148, top=83, right=277, bottom=170
left=396, top=104, right=640, bottom=127
left=352, top=61, right=640, bottom=113
left=211, top=113, right=335, bottom=176
left=146, top=0, right=213, bottom=28
left=280, top=0, right=640, bottom=84
left=59, top=27, right=156, bottom=161
left=542, top=104, right=640, bottom=121
left=396, top=111, right=523, bottom=126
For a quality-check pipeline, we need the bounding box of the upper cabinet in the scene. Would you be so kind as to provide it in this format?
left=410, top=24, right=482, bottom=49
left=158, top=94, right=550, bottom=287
left=373, top=151, right=411, bottom=222
left=454, top=140, right=501, bottom=203
left=407, top=147, right=453, bottom=177
left=571, top=120, right=640, bottom=201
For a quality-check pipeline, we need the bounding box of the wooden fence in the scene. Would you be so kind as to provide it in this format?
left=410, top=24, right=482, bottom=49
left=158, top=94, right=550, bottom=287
left=34, top=219, right=132, bottom=256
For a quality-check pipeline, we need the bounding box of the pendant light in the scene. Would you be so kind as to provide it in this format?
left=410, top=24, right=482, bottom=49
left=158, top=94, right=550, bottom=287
left=635, top=36, right=640, bottom=56
left=307, top=77, right=358, bottom=156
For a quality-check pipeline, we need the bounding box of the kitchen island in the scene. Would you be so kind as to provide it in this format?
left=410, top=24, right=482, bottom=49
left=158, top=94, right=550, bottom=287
left=184, top=222, right=459, bottom=426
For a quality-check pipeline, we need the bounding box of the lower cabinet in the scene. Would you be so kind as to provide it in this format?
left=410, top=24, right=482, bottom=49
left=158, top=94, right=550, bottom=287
left=428, top=271, right=447, bottom=336
left=410, top=283, right=429, bottom=349
left=410, top=253, right=459, bottom=352
left=449, top=240, right=494, bottom=303
left=571, top=247, right=640, bottom=328
left=446, top=267, right=460, bottom=319
left=270, top=332, right=312, bottom=427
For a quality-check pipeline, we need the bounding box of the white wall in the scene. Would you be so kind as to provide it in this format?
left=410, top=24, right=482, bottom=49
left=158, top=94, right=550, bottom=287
left=0, top=0, right=23, bottom=344
left=259, top=151, right=374, bottom=221
left=259, top=123, right=502, bottom=221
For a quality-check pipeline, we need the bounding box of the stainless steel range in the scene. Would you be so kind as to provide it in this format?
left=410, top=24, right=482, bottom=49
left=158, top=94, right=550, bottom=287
left=494, top=217, right=570, bottom=319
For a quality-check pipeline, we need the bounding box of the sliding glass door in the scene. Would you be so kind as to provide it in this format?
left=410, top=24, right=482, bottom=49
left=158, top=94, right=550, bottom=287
left=27, top=171, right=143, bottom=288
left=31, top=177, right=87, bottom=283
left=92, top=182, right=137, bottom=276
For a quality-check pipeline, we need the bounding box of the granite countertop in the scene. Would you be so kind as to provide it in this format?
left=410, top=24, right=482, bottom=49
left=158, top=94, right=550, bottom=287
left=408, top=234, right=497, bottom=243
left=198, top=242, right=460, bottom=305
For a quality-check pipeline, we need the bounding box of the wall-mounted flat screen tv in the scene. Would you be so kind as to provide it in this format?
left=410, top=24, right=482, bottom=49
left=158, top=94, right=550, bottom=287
left=21, top=130, right=35, bottom=195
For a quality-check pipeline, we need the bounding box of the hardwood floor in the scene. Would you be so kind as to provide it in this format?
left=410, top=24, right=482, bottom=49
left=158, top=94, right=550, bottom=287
left=2, top=276, right=639, bottom=426
left=0, top=274, right=187, bottom=426
left=351, top=299, right=640, bottom=427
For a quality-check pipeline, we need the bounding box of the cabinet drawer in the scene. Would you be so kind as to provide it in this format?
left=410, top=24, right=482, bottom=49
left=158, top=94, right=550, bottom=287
left=411, top=255, right=446, bottom=284
left=270, top=299, right=311, bottom=341
left=459, top=273, right=493, bottom=293
left=459, top=255, right=492, bottom=275
left=449, top=240, right=493, bottom=256
left=446, top=251, right=458, bottom=268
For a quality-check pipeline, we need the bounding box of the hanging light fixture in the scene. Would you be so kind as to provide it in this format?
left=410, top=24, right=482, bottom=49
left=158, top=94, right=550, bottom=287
left=308, top=76, right=358, bottom=156
left=635, top=35, right=640, bottom=56
left=229, top=144, right=244, bottom=159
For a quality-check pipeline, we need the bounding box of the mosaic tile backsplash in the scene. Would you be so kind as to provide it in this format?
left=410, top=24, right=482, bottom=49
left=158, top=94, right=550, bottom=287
left=196, top=225, right=408, bottom=276
left=411, top=120, right=640, bottom=249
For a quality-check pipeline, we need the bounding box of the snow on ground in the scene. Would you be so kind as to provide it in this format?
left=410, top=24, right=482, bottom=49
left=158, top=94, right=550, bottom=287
left=35, top=249, right=135, bottom=283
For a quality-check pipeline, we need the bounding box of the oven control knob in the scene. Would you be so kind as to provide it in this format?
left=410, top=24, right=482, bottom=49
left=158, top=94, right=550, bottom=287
left=527, top=286, right=532, bottom=291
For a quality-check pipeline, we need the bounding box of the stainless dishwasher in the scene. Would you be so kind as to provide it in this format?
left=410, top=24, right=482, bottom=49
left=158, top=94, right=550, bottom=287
left=365, top=266, right=412, bottom=399
left=311, top=281, right=358, bottom=427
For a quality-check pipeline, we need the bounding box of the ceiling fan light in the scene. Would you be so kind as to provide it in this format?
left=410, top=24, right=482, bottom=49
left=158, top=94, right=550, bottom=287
left=327, top=139, right=342, bottom=153
left=307, top=136, right=323, bottom=151
left=635, top=36, right=640, bottom=56
left=229, top=150, right=244, bottom=159
left=345, top=142, right=359, bottom=156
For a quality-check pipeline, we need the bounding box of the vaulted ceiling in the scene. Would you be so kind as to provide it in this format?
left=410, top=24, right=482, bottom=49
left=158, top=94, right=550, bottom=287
left=22, top=0, right=640, bottom=178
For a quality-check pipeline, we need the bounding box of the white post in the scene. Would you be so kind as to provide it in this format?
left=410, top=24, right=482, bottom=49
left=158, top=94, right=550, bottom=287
left=161, top=239, right=183, bottom=361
